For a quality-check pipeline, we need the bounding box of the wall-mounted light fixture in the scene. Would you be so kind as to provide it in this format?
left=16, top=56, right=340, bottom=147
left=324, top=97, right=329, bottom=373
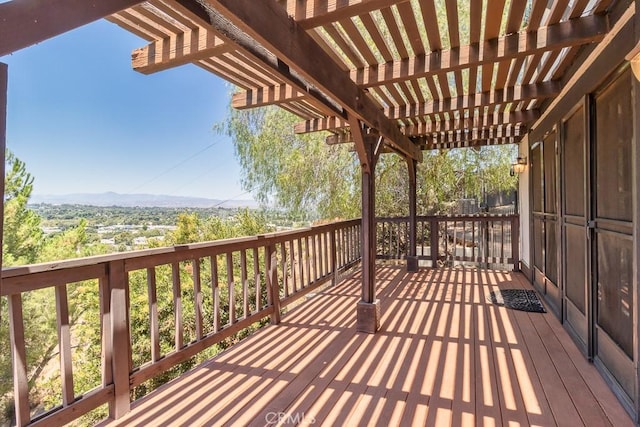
left=510, top=156, right=527, bottom=176
left=627, top=41, right=640, bottom=81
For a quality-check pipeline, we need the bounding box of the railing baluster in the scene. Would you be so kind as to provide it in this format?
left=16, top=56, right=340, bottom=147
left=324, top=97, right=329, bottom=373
left=193, top=259, right=203, bottom=341
left=9, top=293, right=30, bottom=426
left=501, top=220, right=505, bottom=263
left=146, top=267, right=160, bottom=362
left=210, top=255, right=220, bottom=333
left=241, top=250, right=249, bottom=319
left=266, top=244, right=280, bottom=324
left=330, top=228, right=338, bottom=285
left=472, top=220, right=476, bottom=262
left=171, top=262, right=183, bottom=349
left=297, top=238, right=304, bottom=289
left=253, top=248, right=260, bottom=312
left=226, top=253, right=235, bottom=326
left=344, top=227, right=349, bottom=265
left=280, top=242, right=288, bottom=298
left=462, top=220, right=467, bottom=262
left=312, top=234, right=319, bottom=281
left=323, top=232, right=329, bottom=277
left=356, top=224, right=360, bottom=260
left=289, top=241, right=297, bottom=293
left=55, top=283, right=74, bottom=406
left=305, top=237, right=312, bottom=287
left=349, top=225, right=354, bottom=262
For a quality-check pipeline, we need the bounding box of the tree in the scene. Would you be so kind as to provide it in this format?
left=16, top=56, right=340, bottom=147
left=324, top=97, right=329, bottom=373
left=3, top=150, right=43, bottom=266
left=217, top=105, right=517, bottom=220
left=216, top=106, right=361, bottom=220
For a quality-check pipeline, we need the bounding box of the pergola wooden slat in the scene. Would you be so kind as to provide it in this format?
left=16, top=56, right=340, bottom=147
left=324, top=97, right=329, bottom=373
left=70, top=0, right=616, bottom=153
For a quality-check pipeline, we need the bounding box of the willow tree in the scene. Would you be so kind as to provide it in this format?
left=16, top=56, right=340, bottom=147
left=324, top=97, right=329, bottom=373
left=216, top=106, right=361, bottom=220
left=217, top=105, right=517, bottom=220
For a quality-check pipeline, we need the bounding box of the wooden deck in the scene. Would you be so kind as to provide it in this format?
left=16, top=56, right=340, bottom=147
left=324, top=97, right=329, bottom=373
left=105, top=267, right=633, bottom=426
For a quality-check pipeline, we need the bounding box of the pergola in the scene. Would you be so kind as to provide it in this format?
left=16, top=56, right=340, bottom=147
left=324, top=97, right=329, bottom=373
left=0, top=0, right=626, bottom=333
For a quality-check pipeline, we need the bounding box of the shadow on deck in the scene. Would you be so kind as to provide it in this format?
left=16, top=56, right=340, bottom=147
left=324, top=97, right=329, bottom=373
left=104, top=267, right=632, bottom=426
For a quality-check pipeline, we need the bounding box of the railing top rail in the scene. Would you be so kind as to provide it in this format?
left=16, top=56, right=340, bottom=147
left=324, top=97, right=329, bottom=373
left=376, top=214, right=519, bottom=222
left=2, top=218, right=361, bottom=282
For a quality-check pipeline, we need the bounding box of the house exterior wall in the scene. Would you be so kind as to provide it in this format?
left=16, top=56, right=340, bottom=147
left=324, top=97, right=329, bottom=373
left=525, top=0, right=640, bottom=420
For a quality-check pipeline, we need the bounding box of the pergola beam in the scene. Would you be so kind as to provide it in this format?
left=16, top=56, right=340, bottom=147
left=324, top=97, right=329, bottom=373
left=132, top=27, right=230, bottom=74
left=233, top=79, right=554, bottom=113
left=327, top=124, right=526, bottom=146
left=352, top=14, right=609, bottom=88
left=402, top=110, right=539, bottom=136
left=387, top=81, right=560, bottom=120
left=420, top=137, right=520, bottom=151
left=297, top=81, right=556, bottom=135
left=201, top=0, right=422, bottom=161
left=0, top=0, right=145, bottom=56
left=231, top=84, right=306, bottom=109
left=297, top=109, right=539, bottom=134
left=281, top=0, right=410, bottom=29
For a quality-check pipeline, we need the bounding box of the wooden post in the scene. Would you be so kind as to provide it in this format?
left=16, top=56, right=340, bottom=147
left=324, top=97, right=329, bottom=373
left=266, top=244, right=281, bottom=324
left=350, top=116, right=380, bottom=334
left=8, top=294, right=29, bottom=426
left=0, top=63, right=7, bottom=289
left=407, top=158, right=418, bottom=272
left=108, top=260, right=131, bottom=419
left=361, top=140, right=376, bottom=304
left=55, top=284, right=75, bottom=406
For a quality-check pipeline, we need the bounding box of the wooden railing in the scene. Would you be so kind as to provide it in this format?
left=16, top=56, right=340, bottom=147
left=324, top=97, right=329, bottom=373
left=376, top=214, right=519, bottom=270
left=1, top=219, right=361, bottom=427
left=1, top=215, right=519, bottom=426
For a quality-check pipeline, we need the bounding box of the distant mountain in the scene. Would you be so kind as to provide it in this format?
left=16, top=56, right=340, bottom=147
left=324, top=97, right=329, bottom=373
left=29, top=192, right=259, bottom=209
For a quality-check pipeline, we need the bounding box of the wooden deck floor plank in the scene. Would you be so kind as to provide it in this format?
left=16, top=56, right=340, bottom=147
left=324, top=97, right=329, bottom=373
left=400, top=277, right=461, bottom=425
left=203, top=314, right=357, bottom=425
left=178, top=299, right=355, bottom=426
left=509, top=304, right=583, bottom=426
left=488, top=306, right=532, bottom=426
left=100, top=267, right=632, bottom=427
left=485, top=269, right=552, bottom=427
left=239, top=326, right=359, bottom=426
left=277, top=332, right=369, bottom=423
left=491, top=305, right=556, bottom=426
left=473, top=270, right=504, bottom=427
left=511, top=274, right=634, bottom=427
left=425, top=277, right=469, bottom=427
left=527, top=309, right=614, bottom=427
left=297, top=335, right=380, bottom=424
left=451, top=272, right=476, bottom=427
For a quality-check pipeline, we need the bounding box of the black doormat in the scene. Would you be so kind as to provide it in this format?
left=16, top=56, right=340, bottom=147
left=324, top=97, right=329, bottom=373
left=489, top=289, right=547, bottom=313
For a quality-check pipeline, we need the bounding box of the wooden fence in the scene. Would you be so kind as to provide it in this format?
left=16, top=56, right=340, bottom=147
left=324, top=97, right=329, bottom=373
left=1, top=219, right=361, bottom=426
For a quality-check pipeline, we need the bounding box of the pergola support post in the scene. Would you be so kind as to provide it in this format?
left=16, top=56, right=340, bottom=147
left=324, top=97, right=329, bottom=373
left=407, top=158, right=418, bottom=272
left=350, top=117, right=380, bottom=333
left=357, top=136, right=379, bottom=333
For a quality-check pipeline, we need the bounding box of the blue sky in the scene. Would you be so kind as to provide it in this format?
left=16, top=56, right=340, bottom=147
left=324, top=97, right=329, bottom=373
left=0, top=18, right=247, bottom=200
